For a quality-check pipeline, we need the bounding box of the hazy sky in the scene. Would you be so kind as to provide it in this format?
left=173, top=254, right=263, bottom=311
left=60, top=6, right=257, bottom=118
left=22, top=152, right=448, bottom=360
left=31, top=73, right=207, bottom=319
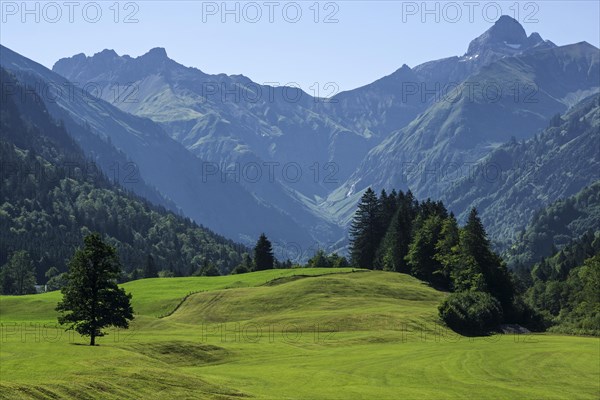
left=1, top=1, right=599, bottom=92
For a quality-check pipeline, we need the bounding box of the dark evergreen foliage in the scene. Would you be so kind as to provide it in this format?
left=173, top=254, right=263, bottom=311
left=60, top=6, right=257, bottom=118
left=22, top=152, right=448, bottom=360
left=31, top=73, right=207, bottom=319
left=0, top=68, right=248, bottom=281
left=378, top=191, right=417, bottom=273
left=253, top=233, right=274, bottom=271
left=349, top=188, right=383, bottom=269
left=143, top=255, right=158, bottom=278
left=507, top=182, right=600, bottom=268
left=349, top=189, right=522, bottom=332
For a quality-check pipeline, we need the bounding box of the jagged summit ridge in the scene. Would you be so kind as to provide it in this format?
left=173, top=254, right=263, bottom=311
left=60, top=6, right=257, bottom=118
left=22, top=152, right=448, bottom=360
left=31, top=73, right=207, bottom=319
left=466, top=15, right=553, bottom=57
left=53, top=47, right=174, bottom=79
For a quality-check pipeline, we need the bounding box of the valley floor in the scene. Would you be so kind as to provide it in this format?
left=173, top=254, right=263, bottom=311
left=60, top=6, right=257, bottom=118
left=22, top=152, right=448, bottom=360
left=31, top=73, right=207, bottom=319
left=1, top=269, right=598, bottom=399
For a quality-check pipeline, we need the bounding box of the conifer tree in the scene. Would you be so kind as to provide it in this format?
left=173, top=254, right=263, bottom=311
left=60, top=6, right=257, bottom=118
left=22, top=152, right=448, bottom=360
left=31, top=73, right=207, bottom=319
left=406, top=215, right=444, bottom=282
left=378, top=189, right=398, bottom=235
left=433, top=214, right=460, bottom=289
left=377, top=191, right=416, bottom=272
left=143, top=254, right=158, bottom=278
left=461, top=208, right=515, bottom=308
left=349, top=188, right=381, bottom=269
left=254, top=233, right=274, bottom=271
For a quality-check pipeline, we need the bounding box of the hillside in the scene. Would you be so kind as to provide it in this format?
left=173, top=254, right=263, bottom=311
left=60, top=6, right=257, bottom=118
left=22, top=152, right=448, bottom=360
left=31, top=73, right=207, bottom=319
left=52, top=46, right=354, bottom=247
left=339, top=42, right=599, bottom=208
left=0, top=68, right=247, bottom=279
left=443, top=94, right=600, bottom=252
left=521, top=232, right=600, bottom=335
left=50, top=17, right=600, bottom=254
left=0, top=45, right=318, bottom=252
left=1, top=269, right=598, bottom=399
left=507, top=182, right=600, bottom=268
left=52, top=48, right=371, bottom=194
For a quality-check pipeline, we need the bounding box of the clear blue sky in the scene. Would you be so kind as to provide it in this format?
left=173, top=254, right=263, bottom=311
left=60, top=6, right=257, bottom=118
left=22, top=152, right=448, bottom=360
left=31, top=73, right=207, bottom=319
left=1, top=1, right=599, bottom=92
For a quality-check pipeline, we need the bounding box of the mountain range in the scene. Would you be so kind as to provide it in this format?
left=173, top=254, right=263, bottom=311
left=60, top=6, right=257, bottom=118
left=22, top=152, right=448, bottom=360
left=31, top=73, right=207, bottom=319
left=2, top=15, right=598, bottom=259
left=0, top=45, right=319, bottom=257
left=0, top=67, right=247, bottom=277
left=443, top=93, right=600, bottom=252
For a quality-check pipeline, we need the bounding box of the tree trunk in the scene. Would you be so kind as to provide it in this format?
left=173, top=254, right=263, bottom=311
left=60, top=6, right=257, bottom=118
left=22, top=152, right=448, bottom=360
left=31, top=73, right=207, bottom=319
left=90, top=334, right=95, bottom=346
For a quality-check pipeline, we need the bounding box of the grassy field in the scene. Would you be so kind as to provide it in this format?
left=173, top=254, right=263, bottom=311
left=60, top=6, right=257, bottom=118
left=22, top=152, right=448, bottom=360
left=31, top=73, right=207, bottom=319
left=1, top=268, right=598, bottom=399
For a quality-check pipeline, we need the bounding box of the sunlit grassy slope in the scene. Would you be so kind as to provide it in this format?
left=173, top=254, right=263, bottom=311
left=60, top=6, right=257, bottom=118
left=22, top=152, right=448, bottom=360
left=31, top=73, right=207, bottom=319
left=1, top=268, right=598, bottom=399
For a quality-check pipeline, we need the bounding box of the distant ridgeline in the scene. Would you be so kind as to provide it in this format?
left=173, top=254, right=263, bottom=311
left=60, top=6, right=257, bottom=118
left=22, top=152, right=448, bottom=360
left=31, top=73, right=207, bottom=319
left=0, top=68, right=248, bottom=284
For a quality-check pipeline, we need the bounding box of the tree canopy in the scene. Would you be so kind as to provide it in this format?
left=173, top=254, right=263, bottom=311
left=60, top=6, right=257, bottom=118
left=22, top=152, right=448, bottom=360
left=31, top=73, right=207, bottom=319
left=0, top=250, right=36, bottom=295
left=0, top=69, right=248, bottom=283
left=56, top=233, right=134, bottom=345
left=349, top=188, right=521, bottom=333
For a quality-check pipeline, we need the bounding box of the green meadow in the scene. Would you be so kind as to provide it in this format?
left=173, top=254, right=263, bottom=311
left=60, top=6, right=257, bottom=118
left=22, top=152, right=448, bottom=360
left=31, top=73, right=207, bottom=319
left=1, top=269, right=598, bottom=399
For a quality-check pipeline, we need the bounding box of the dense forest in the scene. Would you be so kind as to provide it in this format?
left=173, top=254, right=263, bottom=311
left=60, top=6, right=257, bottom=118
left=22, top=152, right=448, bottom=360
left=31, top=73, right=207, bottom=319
left=0, top=68, right=248, bottom=287
left=346, top=188, right=524, bottom=333
left=520, top=232, right=600, bottom=335
left=347, top=187, right=599, bottom=334
left=506, top=181, right=600, bottom=335
left=506, top=182, right=600, bottom=268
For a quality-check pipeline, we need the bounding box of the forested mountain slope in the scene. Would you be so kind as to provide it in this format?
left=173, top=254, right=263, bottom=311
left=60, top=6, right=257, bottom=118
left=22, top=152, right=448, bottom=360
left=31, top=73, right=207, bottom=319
left=443, top=95, right=600, bottom=251
left=0, top=68, right=247, bottom=281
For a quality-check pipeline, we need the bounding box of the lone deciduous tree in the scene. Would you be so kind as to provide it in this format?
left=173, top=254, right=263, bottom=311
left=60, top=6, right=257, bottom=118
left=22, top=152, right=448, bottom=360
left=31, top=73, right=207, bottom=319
left=56, top=233, right=134, bottom=346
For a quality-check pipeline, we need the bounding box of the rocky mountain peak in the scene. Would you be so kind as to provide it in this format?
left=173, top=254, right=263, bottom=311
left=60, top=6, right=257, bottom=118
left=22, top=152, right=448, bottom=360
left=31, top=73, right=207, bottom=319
left=140, top=47, right=169, bottom=61
left=466, top=15, right=529, bottom=56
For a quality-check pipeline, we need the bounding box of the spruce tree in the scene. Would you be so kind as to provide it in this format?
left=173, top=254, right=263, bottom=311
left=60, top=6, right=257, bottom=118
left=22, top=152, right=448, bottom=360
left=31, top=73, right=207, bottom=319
left=307, top=249, right=332, bottom=268
left=378, top=191, right=415, bottom=272
left=462, top=208, right=515, bottom=309
left=462, top=208, right=492, bottom=266
left=349, top=188, right=381, bottom=269
left=143, top=254, right=158, bottom=278
left=406, top=215, right=444, bottom=282
left=433, top=214, right=460, bottom=289
left=254, top=233, right=274, bottom=271
left=378, top=189, right=397, bottom=234
left=372, top=189, right=399, bottom=269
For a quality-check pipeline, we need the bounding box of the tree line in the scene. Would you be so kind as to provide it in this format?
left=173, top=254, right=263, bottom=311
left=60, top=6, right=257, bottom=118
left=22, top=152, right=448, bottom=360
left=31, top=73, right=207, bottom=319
left=348, top=188, right=533, bottom=334
left=0, top=67, right=248, bottom=287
